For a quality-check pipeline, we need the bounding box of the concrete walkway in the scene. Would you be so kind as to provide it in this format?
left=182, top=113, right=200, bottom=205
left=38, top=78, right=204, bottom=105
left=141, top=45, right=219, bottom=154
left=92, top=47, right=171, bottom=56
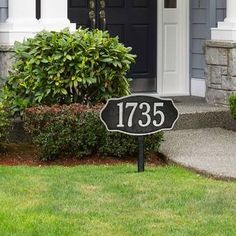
left=161, top=128, right=236, bottom=180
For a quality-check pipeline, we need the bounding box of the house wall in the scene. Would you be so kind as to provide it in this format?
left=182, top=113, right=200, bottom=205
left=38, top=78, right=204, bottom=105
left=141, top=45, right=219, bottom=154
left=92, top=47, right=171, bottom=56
left=215, top=0, right=226, bottom=21
left=0, top=0, right=7, bottom=22
left=190, top=0, right=226, bottom=96
left=190, top=0, right=226, bottom=80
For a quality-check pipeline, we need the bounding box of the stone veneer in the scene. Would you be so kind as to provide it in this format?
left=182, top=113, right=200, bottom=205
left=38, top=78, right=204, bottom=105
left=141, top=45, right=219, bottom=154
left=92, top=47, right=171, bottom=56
left=0, top=45, right=14, bottom=88
left=205, top=40, right=236, bottom=105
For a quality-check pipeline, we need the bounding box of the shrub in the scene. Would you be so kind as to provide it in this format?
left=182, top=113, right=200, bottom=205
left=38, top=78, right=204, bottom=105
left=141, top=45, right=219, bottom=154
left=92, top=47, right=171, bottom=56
left=0, top=76, right=6, bottom=90
left=0, top=102, right=10, bottom=152
left=98, top=131, right=163, bottom=158
left=3, top=28, right=136, bottom=114
left=24, top=104, right=163, bottom=160
left=229, top=95, right=236, bottom=119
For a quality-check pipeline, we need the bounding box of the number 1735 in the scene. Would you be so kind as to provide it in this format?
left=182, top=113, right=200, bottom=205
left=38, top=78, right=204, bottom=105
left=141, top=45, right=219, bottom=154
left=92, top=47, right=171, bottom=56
left=117, top=102, right=165, bottom=128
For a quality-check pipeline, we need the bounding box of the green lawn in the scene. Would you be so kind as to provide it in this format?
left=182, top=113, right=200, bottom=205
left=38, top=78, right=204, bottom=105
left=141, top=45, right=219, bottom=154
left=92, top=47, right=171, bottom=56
left=0, top=165, right=235, bottom=236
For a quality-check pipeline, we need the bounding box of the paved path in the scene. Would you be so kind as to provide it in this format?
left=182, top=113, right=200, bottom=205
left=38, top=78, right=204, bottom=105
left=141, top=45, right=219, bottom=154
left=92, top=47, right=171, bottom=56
left=160, top=128, right=236, bottom=179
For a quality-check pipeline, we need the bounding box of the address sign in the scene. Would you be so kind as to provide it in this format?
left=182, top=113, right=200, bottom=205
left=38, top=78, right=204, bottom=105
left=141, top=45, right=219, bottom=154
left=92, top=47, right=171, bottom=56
left=100, top=95, right=179, bottom=136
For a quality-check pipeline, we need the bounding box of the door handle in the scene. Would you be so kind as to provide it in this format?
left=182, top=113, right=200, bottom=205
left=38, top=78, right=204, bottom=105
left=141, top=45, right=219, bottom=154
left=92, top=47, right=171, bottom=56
left=99, top=1, right=106, bottom=30
left=99, top=10, right=106, bottom=30
left=100, top=0, right=105, bottom=8
left=89, top=10, right=96, bottom=29
left=89, top=0, right=96, bottom=29
left=89, top=0, right=95, bottom=9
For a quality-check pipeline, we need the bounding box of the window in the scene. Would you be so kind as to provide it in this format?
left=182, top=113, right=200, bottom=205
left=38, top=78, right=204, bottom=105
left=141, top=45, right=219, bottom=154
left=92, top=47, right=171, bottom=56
left=164, top=0, right=177, bottom=8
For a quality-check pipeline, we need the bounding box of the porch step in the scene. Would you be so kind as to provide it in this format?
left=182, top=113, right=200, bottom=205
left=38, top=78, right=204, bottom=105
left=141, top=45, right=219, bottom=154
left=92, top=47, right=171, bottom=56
left=171, top=96, right=236, bottom=131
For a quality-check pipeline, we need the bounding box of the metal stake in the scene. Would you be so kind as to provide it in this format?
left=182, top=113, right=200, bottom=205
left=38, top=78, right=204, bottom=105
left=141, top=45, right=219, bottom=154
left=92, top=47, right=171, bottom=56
left=138, top=136, right=145, bottom=172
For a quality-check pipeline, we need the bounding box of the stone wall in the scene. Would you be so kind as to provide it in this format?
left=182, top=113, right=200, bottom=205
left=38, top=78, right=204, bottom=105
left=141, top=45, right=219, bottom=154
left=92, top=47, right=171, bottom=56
left=0, top=45, right=14, bottom=88
left=205, top=40, right=236, bottom=105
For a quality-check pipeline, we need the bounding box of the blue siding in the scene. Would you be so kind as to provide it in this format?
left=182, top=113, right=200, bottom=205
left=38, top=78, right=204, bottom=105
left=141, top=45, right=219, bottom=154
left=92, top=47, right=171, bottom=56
left=0, top=0, right=7, bottom=22
left=216, top=0, right=226, bottom=21
left=190, top=0, right=226, bottom=79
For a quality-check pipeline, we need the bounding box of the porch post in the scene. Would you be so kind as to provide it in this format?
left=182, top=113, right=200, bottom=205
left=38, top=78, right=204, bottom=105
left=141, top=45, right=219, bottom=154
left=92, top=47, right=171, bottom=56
left=225, top=0, right=236, bottom=23
left=6, top=0, right=38, bottom=25
left=211, top=0, right=236, bottom=40
left=40, top=0, right=76, bottom=31
left=0, top=0, right=41, bottom=45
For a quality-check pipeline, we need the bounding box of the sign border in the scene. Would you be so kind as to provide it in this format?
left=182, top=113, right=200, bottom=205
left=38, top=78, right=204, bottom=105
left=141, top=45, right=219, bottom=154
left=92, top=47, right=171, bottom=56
left=100, top=95, right=179, bottom=136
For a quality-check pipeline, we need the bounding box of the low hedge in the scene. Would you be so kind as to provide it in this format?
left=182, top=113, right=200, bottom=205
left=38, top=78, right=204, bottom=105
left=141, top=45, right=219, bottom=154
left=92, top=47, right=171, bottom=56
left=24, top=104, right=164, bottom=160
left=0, top=102, right=10, bottom=152
left=229, top=95, right=236, bottom=120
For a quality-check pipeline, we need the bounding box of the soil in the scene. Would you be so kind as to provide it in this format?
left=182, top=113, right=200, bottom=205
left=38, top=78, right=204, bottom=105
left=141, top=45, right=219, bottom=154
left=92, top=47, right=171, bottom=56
left=0, top=143, right=167, bottom=167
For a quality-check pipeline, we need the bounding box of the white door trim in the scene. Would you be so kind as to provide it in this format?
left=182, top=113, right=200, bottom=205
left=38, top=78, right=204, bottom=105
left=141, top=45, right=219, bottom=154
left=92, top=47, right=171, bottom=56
left=157, top=0, right=190, bottom=96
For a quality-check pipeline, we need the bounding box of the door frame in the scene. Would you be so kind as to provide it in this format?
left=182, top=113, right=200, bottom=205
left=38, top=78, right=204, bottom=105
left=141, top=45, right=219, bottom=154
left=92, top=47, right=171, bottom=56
left=157, top=0, right=190, bottom=96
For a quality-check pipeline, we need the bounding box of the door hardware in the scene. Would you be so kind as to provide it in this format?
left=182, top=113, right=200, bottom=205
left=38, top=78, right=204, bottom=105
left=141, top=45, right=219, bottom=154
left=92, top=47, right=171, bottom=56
left=89, top=10, right=96, bottom=29
left=89, top=0, right=95, bottom=9
left=100, top=0, right=106, bottom=9
left=99, top=0, right=106, bottom=30
left=99, top=10, right=106, bottom=30
left=88, top=0, right=96, bottom=29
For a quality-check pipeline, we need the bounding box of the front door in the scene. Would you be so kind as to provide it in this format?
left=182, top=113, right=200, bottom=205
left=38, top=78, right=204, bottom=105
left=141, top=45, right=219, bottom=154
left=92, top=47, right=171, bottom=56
left=68, top=0, right=157, bottom=93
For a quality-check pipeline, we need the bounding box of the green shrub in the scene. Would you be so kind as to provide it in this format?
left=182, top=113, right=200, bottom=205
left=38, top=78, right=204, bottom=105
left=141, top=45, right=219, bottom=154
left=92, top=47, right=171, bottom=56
left=229, top=94, right=236, bottom=119
left=24, top=104, right=163, bottom=160
left=98, top=131, right=163, bottom=158
left=0, top=102, right=10, bottom=152
left=0, top=76, right=6, bottom=90
left=3, top=28, right=136, bottom=114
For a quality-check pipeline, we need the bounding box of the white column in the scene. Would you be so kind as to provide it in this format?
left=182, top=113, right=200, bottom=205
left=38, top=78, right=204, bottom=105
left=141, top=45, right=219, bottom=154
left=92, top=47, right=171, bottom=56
left=6, top=0, right=38, bottom=25
left=0, top=0, right=42, bottom=45
left=224, top=0, right=236, bottom=23
left=40, top=0, right=76, bottom=31
left=212, top=0, right=236, bottom=40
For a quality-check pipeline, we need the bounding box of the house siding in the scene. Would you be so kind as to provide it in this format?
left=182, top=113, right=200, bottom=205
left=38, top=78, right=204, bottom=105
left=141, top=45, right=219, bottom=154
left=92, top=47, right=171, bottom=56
left=190, top=0, right=226, bottom=80
left=216, top=0, right=226, bottom=22
left=0, top=0, right=7, bottom=22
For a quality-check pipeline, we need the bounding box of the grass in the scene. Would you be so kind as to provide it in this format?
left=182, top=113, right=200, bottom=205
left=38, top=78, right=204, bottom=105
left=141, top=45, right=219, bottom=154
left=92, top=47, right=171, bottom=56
left=0, top=165, right=235, bottom=236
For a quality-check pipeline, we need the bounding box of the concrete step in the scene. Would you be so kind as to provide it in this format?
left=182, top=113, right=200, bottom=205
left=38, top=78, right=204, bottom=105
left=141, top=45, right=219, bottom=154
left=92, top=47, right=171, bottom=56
left=171, top=96, right=236, bottom=131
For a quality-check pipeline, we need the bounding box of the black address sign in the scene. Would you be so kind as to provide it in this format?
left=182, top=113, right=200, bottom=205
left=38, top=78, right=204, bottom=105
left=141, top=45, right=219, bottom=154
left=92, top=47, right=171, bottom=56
left=100, top=95, right=179, bottom=136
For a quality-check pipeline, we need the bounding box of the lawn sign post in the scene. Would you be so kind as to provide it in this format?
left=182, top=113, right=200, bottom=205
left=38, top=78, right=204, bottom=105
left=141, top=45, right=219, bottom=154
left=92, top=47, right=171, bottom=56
left=100, top=95, right=179, bottom=172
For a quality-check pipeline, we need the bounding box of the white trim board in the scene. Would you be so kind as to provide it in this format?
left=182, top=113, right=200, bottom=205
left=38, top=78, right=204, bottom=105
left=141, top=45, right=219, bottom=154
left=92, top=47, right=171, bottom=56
left=191, top=78, right=206, bottom=97
left=157, top=0, right=190, bottom=96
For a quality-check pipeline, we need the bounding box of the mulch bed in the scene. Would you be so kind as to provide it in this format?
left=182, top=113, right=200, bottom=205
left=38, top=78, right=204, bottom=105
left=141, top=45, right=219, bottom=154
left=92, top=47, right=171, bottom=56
left=0, top=143, right=167, bottom=167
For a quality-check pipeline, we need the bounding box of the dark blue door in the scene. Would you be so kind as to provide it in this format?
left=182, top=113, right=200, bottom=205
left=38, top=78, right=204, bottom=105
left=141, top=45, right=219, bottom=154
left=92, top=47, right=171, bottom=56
left=68, top=0, right=157, bottom=92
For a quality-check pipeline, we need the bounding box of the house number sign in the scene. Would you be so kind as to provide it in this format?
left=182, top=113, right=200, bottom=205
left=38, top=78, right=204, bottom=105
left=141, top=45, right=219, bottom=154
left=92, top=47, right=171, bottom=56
left=100, top=95, right=179, bottom=172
